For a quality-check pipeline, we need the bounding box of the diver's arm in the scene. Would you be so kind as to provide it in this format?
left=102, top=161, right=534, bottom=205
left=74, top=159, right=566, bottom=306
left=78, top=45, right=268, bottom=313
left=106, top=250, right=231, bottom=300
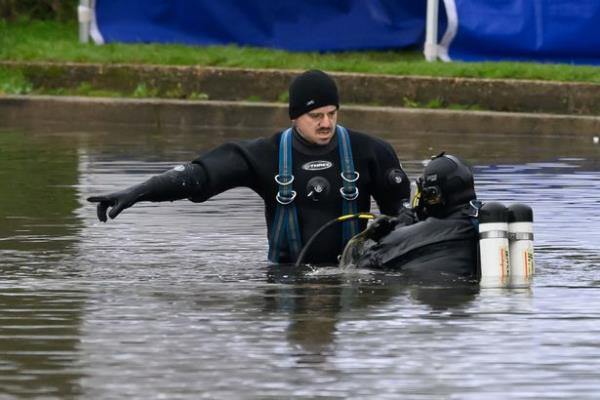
left=88, top=139, right=266, bottom=222
left=87, top=163, right=207, bottom=222
left=188, top=141, right=263, bottom=203
left=371, top=142, right=411, bottom=215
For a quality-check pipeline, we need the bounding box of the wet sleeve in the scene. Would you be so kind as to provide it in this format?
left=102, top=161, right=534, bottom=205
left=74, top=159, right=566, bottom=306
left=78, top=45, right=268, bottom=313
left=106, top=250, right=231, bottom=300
left=370, top=141, right=411, bottom=216
left=136, top=163, right=208, bottom=202
left=189, top=140, right=263, bottom=202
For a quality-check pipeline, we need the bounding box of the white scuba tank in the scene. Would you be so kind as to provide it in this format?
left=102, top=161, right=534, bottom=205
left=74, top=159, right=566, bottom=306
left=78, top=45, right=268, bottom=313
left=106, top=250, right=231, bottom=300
left=508, top=203, right=534, bottom=286
left=478, top=202, right=510, bottom=287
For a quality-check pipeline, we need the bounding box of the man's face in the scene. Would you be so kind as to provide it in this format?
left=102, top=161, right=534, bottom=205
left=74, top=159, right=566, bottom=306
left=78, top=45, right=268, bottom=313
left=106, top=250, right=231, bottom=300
left=293, top=105, right=338, bottom=145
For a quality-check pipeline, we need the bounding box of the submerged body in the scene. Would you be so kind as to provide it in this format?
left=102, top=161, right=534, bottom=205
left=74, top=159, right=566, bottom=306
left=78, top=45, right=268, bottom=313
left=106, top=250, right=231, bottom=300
left=340, top=153, right=481, bottom=281
left=88, top=70, right=410, bottom=264
left=340, top=207, right=479, bottom=281
left=89, top=126, right=409, bottom=264
left=190, top=127, right=409, bottom=263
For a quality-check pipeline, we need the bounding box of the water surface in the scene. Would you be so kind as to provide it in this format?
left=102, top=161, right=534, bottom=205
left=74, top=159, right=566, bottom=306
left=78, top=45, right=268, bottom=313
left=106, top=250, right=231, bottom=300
left=1, top=126, right=599, bottom=399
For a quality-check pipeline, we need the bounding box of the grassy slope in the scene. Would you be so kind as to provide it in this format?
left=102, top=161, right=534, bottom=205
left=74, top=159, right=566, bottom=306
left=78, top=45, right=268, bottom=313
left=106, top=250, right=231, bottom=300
left=1, top=19, right=599, bottom=83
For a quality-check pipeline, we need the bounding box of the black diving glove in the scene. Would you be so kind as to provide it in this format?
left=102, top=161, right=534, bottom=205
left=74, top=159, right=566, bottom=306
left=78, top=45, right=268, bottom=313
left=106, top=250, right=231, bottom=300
left=395, top=206, right=418, bottom=226
left=362, top=215, right=400, bottom=241
left=87, top=184, right=147, bottom=222
left=360, top=207, right=417, bottom=242
left=87, top=163, right=205, bottom=222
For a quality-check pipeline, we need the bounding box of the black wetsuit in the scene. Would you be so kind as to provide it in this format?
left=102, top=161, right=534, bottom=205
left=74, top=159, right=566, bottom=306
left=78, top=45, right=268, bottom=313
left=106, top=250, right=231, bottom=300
left=187, top=128, right=410, bottom=264
left=350, top=207, right=479, bottom=280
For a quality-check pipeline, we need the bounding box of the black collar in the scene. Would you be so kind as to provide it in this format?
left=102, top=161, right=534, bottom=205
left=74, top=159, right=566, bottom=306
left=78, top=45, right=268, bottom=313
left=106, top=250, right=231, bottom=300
left=292, top=127, right=338, bottom=156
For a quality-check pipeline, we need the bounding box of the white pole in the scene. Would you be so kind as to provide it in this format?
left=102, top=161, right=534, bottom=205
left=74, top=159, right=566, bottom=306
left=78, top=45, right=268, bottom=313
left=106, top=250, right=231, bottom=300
left=78, top=0, right=92, bottom=43
left=424, top=0, right=439, bottom=62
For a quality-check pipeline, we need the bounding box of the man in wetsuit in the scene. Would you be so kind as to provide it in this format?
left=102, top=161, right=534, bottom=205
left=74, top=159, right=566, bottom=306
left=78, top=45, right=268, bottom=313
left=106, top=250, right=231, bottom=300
left=339, top=153, right=479, bottom=280
left=88, top=69, right=410, bottom=264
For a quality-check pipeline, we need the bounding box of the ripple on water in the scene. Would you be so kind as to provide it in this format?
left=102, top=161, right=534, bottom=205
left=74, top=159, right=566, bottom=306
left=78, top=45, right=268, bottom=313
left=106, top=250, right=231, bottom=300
left=1, top=129, right=599, bottom=399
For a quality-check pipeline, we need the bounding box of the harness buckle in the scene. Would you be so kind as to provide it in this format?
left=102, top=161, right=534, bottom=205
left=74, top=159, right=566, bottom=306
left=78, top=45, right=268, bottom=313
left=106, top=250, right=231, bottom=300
left=339, top=186, right=359, bottom=201
left=341, top=171, right=360, bottom=183
left=274, top=174, right=294, bottom=185
left=468, top=199, right=482, bottom=217
left=276, top=190, right=297, bottom=205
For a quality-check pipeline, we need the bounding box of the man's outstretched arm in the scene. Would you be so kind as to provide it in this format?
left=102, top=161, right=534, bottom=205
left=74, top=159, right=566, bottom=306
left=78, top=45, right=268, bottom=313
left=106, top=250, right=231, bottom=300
left=87, top=163, right=206, bottom=222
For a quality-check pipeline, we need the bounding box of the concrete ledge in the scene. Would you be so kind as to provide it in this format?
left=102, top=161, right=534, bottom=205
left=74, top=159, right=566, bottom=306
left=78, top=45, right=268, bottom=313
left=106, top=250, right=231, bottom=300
left=2, top=61, right=599, bottom=116
left=1, top=95, right=598, bottom=136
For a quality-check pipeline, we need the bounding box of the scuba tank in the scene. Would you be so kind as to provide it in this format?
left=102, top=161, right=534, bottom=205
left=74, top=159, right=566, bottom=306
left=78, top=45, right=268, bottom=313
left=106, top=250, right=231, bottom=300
left=478, top=202, right=510, bottom=287
left=508, top=203, right=535, bottom=286
left=478, top=202, right=535, bottom=287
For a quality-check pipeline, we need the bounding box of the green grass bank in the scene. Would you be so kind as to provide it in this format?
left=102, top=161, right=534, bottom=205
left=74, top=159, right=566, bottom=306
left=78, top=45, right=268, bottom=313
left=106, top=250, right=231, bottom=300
left=2, top=19, right=600, bottom=83
left=1, top=19, right=599, bottom=117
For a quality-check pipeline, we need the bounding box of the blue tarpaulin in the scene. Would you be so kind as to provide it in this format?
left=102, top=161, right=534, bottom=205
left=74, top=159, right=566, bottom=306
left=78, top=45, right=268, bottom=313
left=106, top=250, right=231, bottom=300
left=440, top=0, right=600, bottom=65
left=91, top=0, right=426, bottom=52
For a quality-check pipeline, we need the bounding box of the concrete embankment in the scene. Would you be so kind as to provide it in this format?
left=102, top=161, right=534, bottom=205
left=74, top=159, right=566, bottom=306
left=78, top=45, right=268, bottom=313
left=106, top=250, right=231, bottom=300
left=0, top=61, right=598, bottom=136
left=2, top=95, right=598, bottom=137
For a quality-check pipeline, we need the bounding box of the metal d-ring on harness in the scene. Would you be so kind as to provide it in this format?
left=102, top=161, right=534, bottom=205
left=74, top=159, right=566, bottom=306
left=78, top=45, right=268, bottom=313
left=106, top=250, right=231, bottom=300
left=268, top=125, right=360, bottom=263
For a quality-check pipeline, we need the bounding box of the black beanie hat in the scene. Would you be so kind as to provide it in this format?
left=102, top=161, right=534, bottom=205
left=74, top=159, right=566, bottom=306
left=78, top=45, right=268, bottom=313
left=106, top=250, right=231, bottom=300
left=288, top=70, right=339, bottom=119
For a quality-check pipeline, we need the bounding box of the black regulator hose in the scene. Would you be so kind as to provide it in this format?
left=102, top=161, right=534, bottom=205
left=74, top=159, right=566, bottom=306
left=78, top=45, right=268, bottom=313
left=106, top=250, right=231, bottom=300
left=294, top=213, right=376, bottom=267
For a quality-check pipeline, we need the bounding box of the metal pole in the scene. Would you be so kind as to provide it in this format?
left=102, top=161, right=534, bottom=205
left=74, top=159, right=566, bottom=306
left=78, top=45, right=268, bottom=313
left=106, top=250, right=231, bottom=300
left=78, top=0, right=92, bottom=43
left=424, top=0, right=439, bottom=62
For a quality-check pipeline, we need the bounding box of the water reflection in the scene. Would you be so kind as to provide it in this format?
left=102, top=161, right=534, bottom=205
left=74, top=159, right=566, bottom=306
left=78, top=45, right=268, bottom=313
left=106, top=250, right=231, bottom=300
left=0, top=130, right=81, bottom=253
left=264, top=266, right=480, bottom=357
left=0, top=288, right=86, bottom=398
left=0, top=129, right=85, bottom=397
left=0, top=125, right=599, bottom=398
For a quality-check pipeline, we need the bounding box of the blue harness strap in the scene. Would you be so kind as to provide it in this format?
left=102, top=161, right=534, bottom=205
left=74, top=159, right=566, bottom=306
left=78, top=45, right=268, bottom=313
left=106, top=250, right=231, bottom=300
left=268, top=129, right=302, bottom=262
left=337, top=125, right=360, bottom=244
left=269, top=126, right=359, bottom=263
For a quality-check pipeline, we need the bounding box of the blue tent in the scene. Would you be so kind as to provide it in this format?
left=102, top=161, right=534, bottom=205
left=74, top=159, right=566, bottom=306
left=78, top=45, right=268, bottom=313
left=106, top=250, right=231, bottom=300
left=89, top=0, right=600, bottom=65
left=91, top=0, right=426, bottom=52
left=439, top=0, right=600, bottom=65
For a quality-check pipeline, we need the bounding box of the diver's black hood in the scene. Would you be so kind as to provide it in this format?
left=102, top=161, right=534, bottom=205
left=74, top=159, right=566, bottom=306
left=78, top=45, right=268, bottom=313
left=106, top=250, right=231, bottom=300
left=419, top=153, right=476, bottom=217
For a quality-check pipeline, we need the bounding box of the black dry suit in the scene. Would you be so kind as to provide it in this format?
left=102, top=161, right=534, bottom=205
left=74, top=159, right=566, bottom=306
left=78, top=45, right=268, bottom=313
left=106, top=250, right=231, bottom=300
left=340, top=153, right=480, bottom=281
left=343, top=207, right=479, bottom=281
left=114, top=127, right=410, bottom=264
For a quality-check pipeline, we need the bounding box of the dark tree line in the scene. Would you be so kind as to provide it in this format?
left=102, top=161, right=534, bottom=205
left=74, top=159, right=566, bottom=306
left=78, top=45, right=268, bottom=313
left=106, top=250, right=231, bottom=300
left=0, top=0, right=79, bottom=21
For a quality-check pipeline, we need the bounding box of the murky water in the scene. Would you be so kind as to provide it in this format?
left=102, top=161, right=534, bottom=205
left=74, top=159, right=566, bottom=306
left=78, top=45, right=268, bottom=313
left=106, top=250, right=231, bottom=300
left=1, top=125, right=599, bottom=399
